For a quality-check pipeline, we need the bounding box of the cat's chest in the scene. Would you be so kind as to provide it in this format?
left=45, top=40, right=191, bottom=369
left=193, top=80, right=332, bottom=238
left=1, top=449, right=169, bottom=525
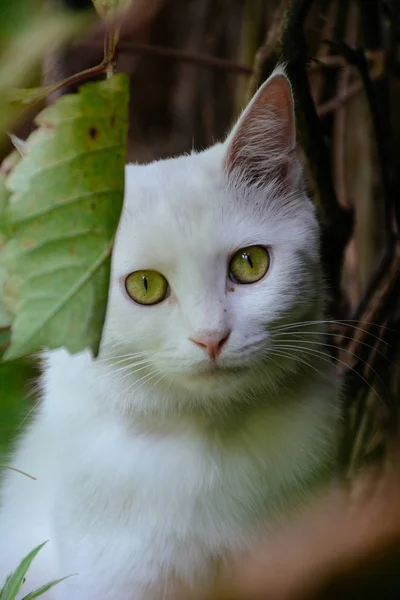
left=66, top=421, right=278, bottom=547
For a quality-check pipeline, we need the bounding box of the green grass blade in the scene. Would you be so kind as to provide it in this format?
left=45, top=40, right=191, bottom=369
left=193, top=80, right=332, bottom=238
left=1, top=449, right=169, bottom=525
left=21, top=575, right=73, bottom=600
left=0, top=542, right=47, bottom=600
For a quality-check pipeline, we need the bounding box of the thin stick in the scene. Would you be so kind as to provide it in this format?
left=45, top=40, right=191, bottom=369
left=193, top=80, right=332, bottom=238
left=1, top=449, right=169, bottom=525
left=85, top=41, right=253, bottom=75
left=0, top=465, right=36, bottom=480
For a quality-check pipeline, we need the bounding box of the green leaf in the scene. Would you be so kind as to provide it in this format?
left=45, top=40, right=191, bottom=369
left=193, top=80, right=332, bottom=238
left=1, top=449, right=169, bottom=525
left=0, top=151, right=18, bottom=329
left=0, top=150, right=21, bottom=220
left=0, top=74, right=129, bottom=361
left=0, top=153, right=17, bottom=205
left=0, top=542, right=47, bottom=600
left=21, top=575, right=72, bottom=600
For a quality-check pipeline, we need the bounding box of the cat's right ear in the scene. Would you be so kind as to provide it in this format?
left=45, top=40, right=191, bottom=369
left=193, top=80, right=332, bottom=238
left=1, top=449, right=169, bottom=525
left=223, top=69, right=297, bottom=187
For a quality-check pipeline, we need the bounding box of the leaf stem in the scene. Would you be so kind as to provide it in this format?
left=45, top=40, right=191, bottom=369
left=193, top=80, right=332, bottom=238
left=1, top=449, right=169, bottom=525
left=14, top=62, right=108, bottom=105
left=104, top=30, right=118, bottom=79
left=45, top=61, right=107, bottom=95
left=0, top=465, right=36, bottom=480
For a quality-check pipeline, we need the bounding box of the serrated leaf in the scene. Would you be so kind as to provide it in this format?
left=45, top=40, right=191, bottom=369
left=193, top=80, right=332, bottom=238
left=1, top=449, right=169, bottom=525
left=0, top=150, right=21, bottom=219
left=0, top=175, right=10, bottom=223
left=0, top=74, right=129, bottom=361
left=0, top=542, right=47, bottom=600
left=0, top=152, right=18, bottom=329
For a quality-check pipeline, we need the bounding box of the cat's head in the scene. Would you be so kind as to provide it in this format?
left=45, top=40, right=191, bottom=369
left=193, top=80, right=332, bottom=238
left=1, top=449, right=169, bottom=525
left=100, top=68, right=324, bottom=414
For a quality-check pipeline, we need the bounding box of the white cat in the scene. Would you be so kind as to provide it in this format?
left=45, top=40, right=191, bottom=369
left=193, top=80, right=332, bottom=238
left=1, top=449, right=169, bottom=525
left=0, top=68, right=340, bottom=600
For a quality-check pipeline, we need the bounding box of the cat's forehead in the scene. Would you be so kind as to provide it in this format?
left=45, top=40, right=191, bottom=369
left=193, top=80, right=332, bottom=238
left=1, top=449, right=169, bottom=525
left=120, top=147, right=244, bottom=250
left=114, top=146, right=317, bottom=273
left=115, top=148, right=257, bottom=271
left=124, top=146, right=226, bottom=218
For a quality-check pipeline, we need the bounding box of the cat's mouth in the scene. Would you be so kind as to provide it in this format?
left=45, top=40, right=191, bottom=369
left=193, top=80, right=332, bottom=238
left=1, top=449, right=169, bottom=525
left=186, top=364, right=245, bottom=380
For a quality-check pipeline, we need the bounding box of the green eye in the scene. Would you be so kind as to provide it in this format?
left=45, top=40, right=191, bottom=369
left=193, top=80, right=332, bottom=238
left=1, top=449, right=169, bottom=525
left=229, top=246, right=270, bottom=284
left=125, top=270, right=169, bottom=305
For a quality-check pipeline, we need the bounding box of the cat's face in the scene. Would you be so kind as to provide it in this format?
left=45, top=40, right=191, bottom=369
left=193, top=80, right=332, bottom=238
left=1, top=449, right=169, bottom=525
left=100, top=70, right=323, bottom=412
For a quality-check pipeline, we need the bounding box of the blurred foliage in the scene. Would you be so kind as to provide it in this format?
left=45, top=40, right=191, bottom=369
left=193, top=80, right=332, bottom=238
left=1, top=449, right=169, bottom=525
left=0, top=1, right=44, bottom=41
left=0, top=359, right=35, bottom=458
left=0, top=0, right=92, bottom=152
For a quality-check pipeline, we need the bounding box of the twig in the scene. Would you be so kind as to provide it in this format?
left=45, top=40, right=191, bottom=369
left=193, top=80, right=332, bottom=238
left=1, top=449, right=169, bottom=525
left=100, top=41, right=253, bottom=75
left=318, top=79, right=363, bottom=116
left=84, top=40, right=355, bottom=76
left=343, top=251, right=400, bottom=378
left=311, top=0, right=340, bottom=103
left=48, top=61, right=107, bottom=96
left=12, top=60, right=108, bottom=106
left=310, top=54, right=346, bottom=70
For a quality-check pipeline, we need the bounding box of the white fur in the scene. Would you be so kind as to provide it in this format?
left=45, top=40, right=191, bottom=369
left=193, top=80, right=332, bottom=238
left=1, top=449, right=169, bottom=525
left=0, top=70, right=340, bottom=600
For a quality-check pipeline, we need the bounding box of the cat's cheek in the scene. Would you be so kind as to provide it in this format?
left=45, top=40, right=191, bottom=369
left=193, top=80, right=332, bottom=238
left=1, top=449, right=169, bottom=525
left=162, top=291, right=178, bottom=306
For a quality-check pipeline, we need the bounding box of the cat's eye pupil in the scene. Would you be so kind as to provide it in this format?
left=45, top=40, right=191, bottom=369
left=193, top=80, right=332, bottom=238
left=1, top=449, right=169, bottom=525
left=142, top=274, right=148, bottom=291
left=244, top=253, right=253, bottom=268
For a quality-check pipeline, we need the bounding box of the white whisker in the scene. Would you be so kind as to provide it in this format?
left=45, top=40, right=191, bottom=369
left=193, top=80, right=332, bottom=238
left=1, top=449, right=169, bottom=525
left=272, top=330, right=389, bottom=360
left=96, top=352, right=151, bottom=367
left=106, top=359, right=153, bottom=377
left=272, top=319, right=391, bottom=346
left=273, top=343, right=385, bottom=407
left=112, top=363, right=154, bottom=387
left=274, top=338, right=388, bottom=393
left=123, top=370, right=163, bottom=399
left=114, top=369, right=159, bottom=405
left=266, top=350, right=336, bottom=387
left=14, top=397, right=41, bottom=435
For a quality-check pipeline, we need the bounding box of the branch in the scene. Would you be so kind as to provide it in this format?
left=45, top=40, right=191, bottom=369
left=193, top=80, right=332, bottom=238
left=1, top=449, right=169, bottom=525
left=328, top=23, right=399, bottom=468
left=318, top=80, right=364, bottom=117
left=340, top=250, right=400, bottom=392
left=84, top=41, right=254, bottom=75
left=331, top=42, right=397, bottom=376
left=249, top=0, right=353, bottom=302
left=325, top=42, right=393, bottom=237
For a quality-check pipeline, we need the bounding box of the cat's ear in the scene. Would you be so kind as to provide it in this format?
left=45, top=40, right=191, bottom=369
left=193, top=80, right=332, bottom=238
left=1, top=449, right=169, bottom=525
left=224, top=69, right=297, bottom=187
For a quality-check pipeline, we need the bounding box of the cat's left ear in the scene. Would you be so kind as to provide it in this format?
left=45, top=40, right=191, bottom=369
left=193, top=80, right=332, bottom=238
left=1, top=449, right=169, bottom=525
left=224, top=69, right=297, bottom=187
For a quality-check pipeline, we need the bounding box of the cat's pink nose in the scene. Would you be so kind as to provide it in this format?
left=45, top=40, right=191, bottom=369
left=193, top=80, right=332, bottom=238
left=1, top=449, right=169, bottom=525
left=189, top=331, right=231, bottom=360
